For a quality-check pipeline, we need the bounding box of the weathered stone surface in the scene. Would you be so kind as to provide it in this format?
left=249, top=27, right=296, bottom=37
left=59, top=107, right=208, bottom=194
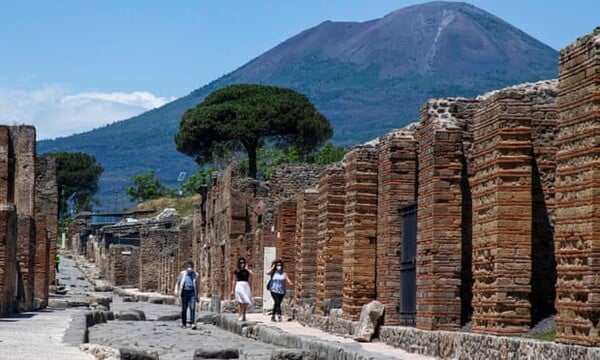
left=119, top=347, right=159, bottom=360
left=193, top=347, right=239, bottom=359
left=79, top=343, right=120, bottom=360
left=115, top=309, right=146, bottom=321
left=354, top=300, right=385, bottom=342
left=270, top=349, right=316, bottom=360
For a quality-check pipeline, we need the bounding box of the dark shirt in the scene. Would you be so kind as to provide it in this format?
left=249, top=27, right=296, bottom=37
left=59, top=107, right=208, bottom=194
left=235, top=269, right=249, bottom=282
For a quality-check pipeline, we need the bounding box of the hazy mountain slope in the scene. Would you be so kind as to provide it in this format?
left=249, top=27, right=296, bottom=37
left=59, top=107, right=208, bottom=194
left=37, top=1, right=558, bottom=210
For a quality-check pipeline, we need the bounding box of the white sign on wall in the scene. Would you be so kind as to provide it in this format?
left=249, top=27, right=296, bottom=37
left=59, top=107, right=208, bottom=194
left=263, top=246, right=276, bottom=313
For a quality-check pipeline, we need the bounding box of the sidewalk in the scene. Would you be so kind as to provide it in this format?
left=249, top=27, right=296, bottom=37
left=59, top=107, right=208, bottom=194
left=0, top=309, right=93, bottom=360
left=235, top=313, right=435, bottom=359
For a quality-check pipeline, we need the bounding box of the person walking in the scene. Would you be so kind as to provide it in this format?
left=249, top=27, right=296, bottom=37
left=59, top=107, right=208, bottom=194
left=174, top=261, right=199, bottom=329
left=231, top=257, right=254, bottom=321
left=266, top=259, right=292, bottom=322
left=55, top=253, right=61, bottom=273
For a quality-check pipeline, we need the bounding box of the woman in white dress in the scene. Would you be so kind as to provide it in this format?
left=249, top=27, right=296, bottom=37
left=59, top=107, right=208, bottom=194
left=230, top=257, right=254, bottom=321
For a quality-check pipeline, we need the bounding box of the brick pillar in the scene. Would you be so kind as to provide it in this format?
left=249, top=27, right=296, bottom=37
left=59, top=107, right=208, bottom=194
left=554, top=28, right=600, bottom=346
left=343, top=145, right=378, bottom=321
left=294, top=189, right=319, bottom=303
left=16, top=215, right=36, bottom=310
left=416, top=99, right=476, bottom=330
left=471, top=89, right=538, bottom=335
left=376, top=130, right=418, bottom=325
left=0, top=204, right=17, bottom=315
left=275, top=201, right=297, bottom=286
left=34, top=156, right=58, bottom=303
left=10, top=126, right=36, bottom=217
left=316, top=164, right=345, bottom=315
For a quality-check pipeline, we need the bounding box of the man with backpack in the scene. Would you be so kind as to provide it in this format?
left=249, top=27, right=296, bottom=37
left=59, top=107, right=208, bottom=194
left=174, top=261, right=199, bottom=329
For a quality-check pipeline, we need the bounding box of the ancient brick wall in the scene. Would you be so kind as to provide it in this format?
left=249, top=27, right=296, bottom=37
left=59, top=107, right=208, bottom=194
left=34, top=156, right=58, bottom=302
left=376, top=128, right=418, bottom=325
left=139, top=228, right=179, bottom=292
left=0, top=204, right=17, bottom=315
left=470, top=82, right=557, bottom=335
left=315, top=164, right=345, bottom=315
left=274, top=200, right=297, bottom=285
left=554, top=28, right=600, bottom=346
left=9, top=127, right=35, bottom=217
left=342, top=145, right=378, bottom=321
left=16, top=215, right=36, bottom=309
left=268, top=164, right=324, bottom=202
left=293, top=189, right=319, bottom=302
left=108, top=244, right=139, bottom=286
left=416, top=98, right=478, bottom=330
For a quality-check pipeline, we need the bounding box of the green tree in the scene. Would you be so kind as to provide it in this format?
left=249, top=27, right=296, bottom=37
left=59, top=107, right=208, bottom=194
left=180, top=165, right=216, bottom=196
left=125, top=171, right=170, bottom=202
left=46, top=152, right=104, bottom=217
left=174, top=84, right=333, bottom=178
left=315, top=142, right=346, bottom=165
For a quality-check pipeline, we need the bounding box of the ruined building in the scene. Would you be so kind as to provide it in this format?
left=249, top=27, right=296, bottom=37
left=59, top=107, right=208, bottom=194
left=0, top=126, right=58, bottom=315
left=71, top=28, right=599, bottom=350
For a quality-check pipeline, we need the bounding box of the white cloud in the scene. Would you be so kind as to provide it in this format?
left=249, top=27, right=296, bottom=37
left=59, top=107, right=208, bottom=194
left=0, top=85, right=175, bottom=140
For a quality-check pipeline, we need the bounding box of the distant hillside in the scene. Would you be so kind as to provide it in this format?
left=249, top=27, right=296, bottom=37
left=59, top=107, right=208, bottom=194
left=37, top=1, right=558, bottom=210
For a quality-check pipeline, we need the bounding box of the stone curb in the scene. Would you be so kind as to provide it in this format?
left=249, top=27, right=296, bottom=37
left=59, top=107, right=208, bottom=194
left=213, top=313, right=399, bottom=360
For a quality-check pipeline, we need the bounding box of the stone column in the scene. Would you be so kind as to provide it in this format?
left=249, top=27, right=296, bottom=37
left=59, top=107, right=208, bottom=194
left=342, top=145, right=378, bottom=321
left=376, top=129, right=418, bottom=325
left=554, top=27, right=600, bottom=346
left=294, top=189, right=319, bottom=303
left=316, top=164, right=345, bottom=316
left=416, top=98, right=477, bottom=330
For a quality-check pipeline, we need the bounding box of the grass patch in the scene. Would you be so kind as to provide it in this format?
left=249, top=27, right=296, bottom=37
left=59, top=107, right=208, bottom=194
left=534, top=330, right=556, bottom=342
left=135, top=195, right=200, bottom=218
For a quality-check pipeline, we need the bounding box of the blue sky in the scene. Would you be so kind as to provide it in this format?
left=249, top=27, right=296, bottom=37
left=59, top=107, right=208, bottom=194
left=0, top=0, right=598, bottom=140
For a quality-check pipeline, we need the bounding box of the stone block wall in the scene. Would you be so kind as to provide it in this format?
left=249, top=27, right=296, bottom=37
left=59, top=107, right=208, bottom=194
left=376, top=128, right=418, bottom=325
left=554, top=28, right=600, bottom=346
left=0, top=204, right=17, bottom=315
left=9, top=127, right=36, bottom=217
left=294, top=189, right=319, bottom=302
left=139, top=228, right=179, bottom=292
left=108, top=244, right=139, bottom=286
left=416, top=98, right=478, bottom=330
left=342, top=145, right=378, bottom=321
left=316, top=164, right=345, bottom=315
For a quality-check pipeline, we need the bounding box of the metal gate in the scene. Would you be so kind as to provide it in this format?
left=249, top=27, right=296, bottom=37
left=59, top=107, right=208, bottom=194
left=399, top=202, right=417, bottom=326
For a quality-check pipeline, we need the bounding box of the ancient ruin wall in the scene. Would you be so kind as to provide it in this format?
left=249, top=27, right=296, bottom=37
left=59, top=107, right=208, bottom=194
left=34, top=156, right=58, bottom=302
left=0, top=204, right=17, bottom=315
left=139, top=228, right=179, bottom=292
left=376, top=128, right=418, bottom=325
left=274, top=200, right=297, bottom=286
left=471, top=81, right=557, bottom=335
left=268, top=164, right=324, bottom=203
left=16, top=215, right=36, bottom=310
left=416, top=98, right=478, bottom=330
left=342, top=145, right=378, bottom=321
left=554, top=28, right=600, bottom=346
left=108, top=245, right=139, bottom=286
left=316, top=164, right=345, bottom=315
left=294, top=189, right=319, bottom=302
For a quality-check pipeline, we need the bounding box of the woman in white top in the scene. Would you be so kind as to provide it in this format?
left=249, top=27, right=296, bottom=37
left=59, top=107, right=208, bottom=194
left=266, top=259, right=293, bottom=322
